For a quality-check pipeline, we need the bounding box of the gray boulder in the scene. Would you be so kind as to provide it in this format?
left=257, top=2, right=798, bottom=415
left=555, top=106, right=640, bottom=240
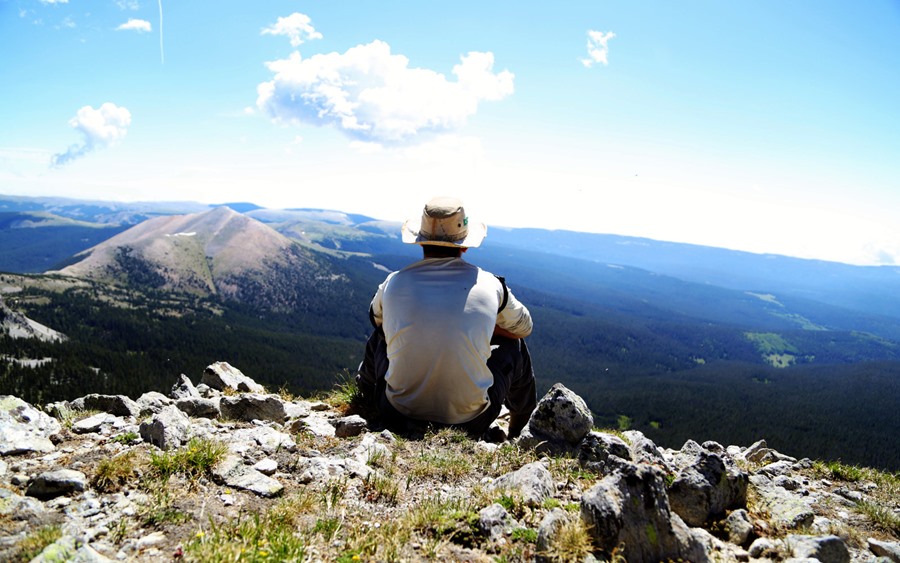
left=201, top=361, right=265, bottom=393
left=139, top=404, right=192, bottom=450
left=220, top=394, right=287, bottom=423
left=26, top=469, right=87, bottom=500
left=668, top=451, right=748, bottom=526
left=580, top=461, right=707, bottom=563
left=71, top=394, right=140, bottom=418
left=175, top=397, right=220, bottom=419
left=0, top=395, right=61, bottom=455
left=517, top=383, right=593, bottom=454
left=750, top=474, right=815, bottom=529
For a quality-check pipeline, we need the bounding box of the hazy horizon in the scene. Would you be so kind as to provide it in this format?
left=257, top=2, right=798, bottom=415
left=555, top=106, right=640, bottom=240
left=2, top=1, right=898, bottom=266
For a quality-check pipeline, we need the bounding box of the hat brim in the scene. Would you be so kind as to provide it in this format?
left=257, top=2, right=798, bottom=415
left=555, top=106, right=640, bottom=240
left=400, top=218, right=487, bottom=248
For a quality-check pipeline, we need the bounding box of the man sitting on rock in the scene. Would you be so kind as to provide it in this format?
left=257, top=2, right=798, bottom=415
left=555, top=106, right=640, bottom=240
left=356, top=196, right=536, bottom=440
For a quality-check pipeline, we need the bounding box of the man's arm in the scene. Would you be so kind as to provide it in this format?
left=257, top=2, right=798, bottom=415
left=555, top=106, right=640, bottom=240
left=493, top=325, right=524, bottom=339
left=496, top=286, right=532, bottom=338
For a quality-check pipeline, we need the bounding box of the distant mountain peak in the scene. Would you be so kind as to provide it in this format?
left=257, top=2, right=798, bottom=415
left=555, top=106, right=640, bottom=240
left=52, top=207, right=338, bottom=311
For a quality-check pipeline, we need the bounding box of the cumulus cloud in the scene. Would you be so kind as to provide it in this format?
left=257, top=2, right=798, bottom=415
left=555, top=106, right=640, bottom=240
left=116, top=18, right=151, bottom=32
left=256, top=40, right=514, bottom=145
left=261, top=13, right=322, bottom=47
left=581, top=30, right=616, bottom=67
left=51, top=103, right=132, bottom=167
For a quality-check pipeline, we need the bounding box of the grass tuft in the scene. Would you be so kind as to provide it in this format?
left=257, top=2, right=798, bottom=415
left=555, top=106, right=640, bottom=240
left=149, top=437, right=227, bottom=482
left=188, top=512, right=307, bottom=562
left=13, top=525, right=62, bottom=562
left=92, top=449, right=139, bottom=492
left=540, top=518, right=594, bottom=563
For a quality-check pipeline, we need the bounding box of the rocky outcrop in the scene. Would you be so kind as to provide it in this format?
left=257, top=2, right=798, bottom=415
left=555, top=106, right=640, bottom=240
left=0, top=376, right=897, bottom=562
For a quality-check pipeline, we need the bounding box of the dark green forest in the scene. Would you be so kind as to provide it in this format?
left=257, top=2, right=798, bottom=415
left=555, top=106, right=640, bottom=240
left=2, top=271, right=900, bottom=472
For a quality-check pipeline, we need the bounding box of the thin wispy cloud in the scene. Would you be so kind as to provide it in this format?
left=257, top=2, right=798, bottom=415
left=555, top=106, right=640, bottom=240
left=51, top=103, right=132, bottom=167
left=261, top=13, right=322, bottom=47
left=257, top=40, right=514, bottom=145
left=39, top=0, right=68, bottom=4
left=116, top=19, right=152, bottom=32
left=581, top=30, right=616, bottom=67
left=157, top=0, right=164, bottom=63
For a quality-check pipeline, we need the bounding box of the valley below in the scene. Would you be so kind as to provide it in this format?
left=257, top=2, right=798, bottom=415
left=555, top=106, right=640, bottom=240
left=1, top=195, right=899, bottom=472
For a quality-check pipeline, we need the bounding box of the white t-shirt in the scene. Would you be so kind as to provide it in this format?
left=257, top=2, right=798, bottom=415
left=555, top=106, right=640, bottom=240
left=370, top=257, right=532, bottom=424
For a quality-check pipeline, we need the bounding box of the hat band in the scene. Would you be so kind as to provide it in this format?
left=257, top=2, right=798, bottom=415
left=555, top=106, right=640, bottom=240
left=419, top=214, right=468, bottom=242
left=420, top=228, right=468, bottom=242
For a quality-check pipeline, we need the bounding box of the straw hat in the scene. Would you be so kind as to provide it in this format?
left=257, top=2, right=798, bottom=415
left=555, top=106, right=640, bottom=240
left=400, top=196, right=487, bottom=248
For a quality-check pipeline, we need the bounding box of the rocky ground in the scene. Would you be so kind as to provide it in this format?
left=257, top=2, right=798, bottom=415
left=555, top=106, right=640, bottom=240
left=1, top=362, right=899, bottom=562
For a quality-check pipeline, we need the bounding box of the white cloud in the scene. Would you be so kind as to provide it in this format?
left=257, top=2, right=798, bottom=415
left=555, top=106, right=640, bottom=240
left=39, top=0, right=68, bottom=4
left=116, top=18, right=152, bottom=32
left=261, top=13, right=322, bottom=47
left=51, top=103, right=132, bottom=167
left=117, top=0, right=140, bottom=9
left=256, top=40, right=514, bottom=145
left=581, top=30, right=616, bottom=67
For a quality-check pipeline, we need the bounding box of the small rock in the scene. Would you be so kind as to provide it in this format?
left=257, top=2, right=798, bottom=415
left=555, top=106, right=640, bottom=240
left=136, top=391, right=173, bottom=417
left=26, top=469, right=87, bottom=500
left=332, top=415, right=368, bottom=438
left=212, top=454, right=283, bottom=497
left=491, top=462, right=554, bottom=507
left=139, top=405, right=191, bottom=450
left=0, top=395, right=61, bottom=455
left=253, top=458, right=278, bottom=475
left=748, top=537, right=779, bottom=558
left=201, top=362, right=265, bottom=393
left=31, top=535, right=114, bottom=562
left=136, top=531, right=167, bottom=549
left=868, top=538, right=900, bottom=562
left=742, top=439, right=771, bottom=463
left=72, top=394, right=140, bottom=418
left=71, top=412, right=115, bottom=434
left=578, top=431, right=632, bottom=474
left=170, top=373, right=200, bottom=399
left=478, top=503, right=513, bottom=538
left=175, top=397, right=220, bottom=418
left=725, top=508, right=754, bottom=547
left=786, top=534, right=850, bottom=563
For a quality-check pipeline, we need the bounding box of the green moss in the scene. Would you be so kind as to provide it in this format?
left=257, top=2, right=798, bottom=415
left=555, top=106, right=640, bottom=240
left=645, top=523, right=658, bottom=547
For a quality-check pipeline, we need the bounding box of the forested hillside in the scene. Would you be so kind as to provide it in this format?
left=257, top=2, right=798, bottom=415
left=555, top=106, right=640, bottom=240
left=2, top=195, right=900, bottom=472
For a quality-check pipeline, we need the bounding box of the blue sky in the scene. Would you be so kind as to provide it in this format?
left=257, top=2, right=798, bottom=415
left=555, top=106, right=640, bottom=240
left=1, top=1, right=899, bottom=265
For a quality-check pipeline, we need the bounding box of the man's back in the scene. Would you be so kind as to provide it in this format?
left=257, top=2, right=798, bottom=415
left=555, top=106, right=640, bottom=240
left=374, top=257, right=506, bottom=424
